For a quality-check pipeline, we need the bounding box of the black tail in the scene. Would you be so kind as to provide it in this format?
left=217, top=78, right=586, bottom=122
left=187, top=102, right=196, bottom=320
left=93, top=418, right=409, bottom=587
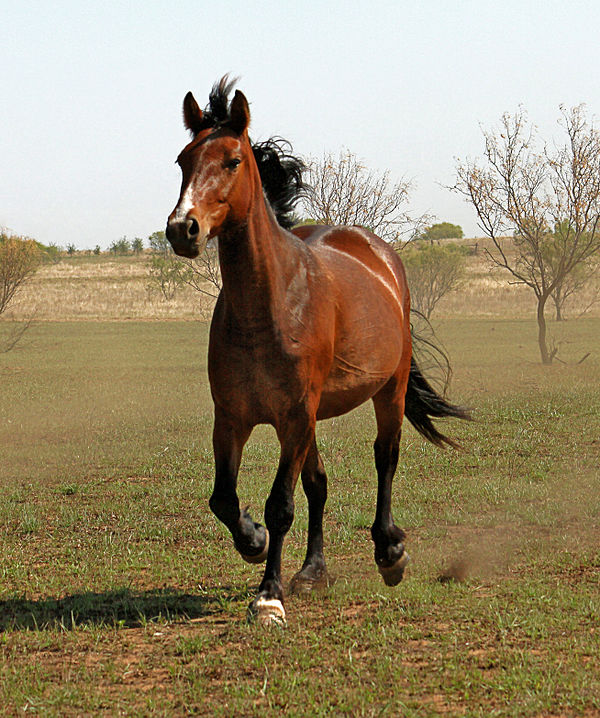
left=404, top=356, right=471, bottom=449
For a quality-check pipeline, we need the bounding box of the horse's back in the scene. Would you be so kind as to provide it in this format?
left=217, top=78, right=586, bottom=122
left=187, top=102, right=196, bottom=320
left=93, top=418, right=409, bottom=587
left=293, top=225, right=407, bottom=297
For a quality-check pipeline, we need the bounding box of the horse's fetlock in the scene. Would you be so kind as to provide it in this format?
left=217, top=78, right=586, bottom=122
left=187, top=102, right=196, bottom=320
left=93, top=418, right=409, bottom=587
left=370, top=522, right=388, bottom=543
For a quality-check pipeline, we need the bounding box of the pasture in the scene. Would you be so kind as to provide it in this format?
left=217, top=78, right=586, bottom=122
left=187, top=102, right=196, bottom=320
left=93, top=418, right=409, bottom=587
left=0, top=258, right=599, bottom=715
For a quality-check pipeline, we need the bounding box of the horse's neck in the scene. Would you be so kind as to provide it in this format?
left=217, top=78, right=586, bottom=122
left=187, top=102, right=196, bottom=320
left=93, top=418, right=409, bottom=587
left=218, top=201, right=296, bottom=328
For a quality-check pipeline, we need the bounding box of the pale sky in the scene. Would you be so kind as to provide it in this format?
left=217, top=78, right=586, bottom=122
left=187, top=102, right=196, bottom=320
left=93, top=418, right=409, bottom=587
left=3, top=0, right=600, bottom=249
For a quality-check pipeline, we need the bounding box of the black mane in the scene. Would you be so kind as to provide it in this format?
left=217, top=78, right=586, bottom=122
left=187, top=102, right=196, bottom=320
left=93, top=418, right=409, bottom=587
left=252, top=139, right=305, bottom=229
left=200, top=77, right=305, bottom=229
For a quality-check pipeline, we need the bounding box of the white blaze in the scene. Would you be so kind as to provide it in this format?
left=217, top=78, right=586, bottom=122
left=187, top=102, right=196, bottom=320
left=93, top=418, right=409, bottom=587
left=173, top=183, right=195, bottom=222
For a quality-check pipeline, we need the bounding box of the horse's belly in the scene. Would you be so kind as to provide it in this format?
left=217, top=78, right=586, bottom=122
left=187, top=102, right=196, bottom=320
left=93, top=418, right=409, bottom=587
left=317, top=376, right=388, bottom=420
left=314, top=290, right=407, bottom=418
left=317, top=338, right=402, bottom=420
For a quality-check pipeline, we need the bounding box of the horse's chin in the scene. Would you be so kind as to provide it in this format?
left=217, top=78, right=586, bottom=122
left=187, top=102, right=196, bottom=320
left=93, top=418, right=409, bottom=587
left=173, top=236, right=207, bottom=259
left=175, top=246, right=199, bottom=259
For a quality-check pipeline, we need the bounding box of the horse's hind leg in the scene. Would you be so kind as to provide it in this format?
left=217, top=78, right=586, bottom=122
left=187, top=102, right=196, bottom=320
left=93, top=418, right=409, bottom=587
left=289, top=437, right=331, bottom=594
left=209, top=408, right=269, bottom=563
left=371, top=374, right=410, bottom=586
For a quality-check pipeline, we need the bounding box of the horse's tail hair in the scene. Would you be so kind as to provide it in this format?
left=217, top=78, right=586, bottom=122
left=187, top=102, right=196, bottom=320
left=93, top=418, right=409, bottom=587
left=404, top=310, right=472, bottom=448
left=404, top=356, right=471, bottom=448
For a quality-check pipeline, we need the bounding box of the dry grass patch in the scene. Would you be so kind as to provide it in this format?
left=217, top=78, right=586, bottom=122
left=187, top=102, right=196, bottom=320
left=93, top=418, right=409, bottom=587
left=3, top=241, right=598, bottom=323
left=5, top=255, right=215, bottom=321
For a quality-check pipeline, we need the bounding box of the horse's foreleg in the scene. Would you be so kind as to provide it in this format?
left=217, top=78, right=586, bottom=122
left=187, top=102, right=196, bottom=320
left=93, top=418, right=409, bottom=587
left=248, top=415, right=315, bottom=626
left=209, top=410, right=268, bottom=563
left=371, top=387, right=410, bottom=586
left=289, top=437, right=330, bottom=594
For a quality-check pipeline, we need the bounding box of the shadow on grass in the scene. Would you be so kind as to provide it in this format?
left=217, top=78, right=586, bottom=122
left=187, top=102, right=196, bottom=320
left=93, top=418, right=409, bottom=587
left=0, top=586, right=247, bottom=631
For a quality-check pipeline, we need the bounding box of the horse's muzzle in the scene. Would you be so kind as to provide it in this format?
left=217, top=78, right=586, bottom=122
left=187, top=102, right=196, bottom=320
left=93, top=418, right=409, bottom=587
left=165, top=218, right=207, bottom=258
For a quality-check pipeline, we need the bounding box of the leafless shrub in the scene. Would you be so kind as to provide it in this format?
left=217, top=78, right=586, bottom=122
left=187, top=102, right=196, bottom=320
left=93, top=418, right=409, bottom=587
left=177, top=243, right=221, bottom=299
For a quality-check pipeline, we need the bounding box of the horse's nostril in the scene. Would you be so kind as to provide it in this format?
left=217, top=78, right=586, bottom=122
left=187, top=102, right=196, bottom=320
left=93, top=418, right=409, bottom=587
left=188, top=217, right=200, bottom=238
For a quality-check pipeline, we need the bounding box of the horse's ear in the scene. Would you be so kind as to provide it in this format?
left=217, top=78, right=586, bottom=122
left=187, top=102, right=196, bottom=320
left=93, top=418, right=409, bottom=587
left=183, top=92, right=204, bottom=135
left=228, top=90, right=250, bottom=135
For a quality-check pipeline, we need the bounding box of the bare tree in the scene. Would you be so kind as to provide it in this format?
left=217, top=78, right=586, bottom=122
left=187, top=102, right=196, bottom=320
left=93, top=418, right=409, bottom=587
left=302, top=150, right=424, bottom=243
left=177, top=242, right=221, bottom=299
left=147, top=231, right=221, bottom=308
left=454, top=106, right=600, bottom=363
left=0, top=231, right=42, bottom=351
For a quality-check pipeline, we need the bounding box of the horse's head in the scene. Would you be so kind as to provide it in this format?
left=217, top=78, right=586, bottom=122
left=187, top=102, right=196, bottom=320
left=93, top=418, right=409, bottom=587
left=166, top=83, right=253, bottom=258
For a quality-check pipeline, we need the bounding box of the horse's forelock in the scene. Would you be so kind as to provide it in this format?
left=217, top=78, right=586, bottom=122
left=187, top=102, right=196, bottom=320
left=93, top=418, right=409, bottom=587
left=200, top=75, right=239, bottom=129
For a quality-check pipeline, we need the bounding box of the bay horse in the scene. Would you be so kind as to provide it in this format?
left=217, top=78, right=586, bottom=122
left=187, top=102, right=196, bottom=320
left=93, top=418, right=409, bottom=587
left=166, top=78, right=469, bottom=626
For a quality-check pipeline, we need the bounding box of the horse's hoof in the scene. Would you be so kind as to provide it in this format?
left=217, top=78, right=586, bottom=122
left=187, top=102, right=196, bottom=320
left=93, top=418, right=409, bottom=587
left=240, top=529, right=269, bottom=564
left=289, top=570, right=332, bottom=595
left=247, top=596, right=286, bottom=627
left=378, top=552, right=410, bottom=586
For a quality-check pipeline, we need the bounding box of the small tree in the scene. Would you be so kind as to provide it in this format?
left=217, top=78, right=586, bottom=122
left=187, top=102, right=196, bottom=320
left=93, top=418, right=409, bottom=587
left=401, top=242, right=468, bottom=319
left=301, top=150, right=425, bottom=243
left=109, top=236, right=131, bottom=255
left=93, top=245, right=101, bottom=256
left=417, top=222, right=464, bottom=242
left=550, top=256, right=599, bottom=320
left=148, top=231, right=169, bottom=255
left=455, top=106, right=600, bottom=363
left=147, top=231, right=222, bottom=302
left=147, top=231, right=186, bottom=300
left=42, top=242, right=62, bottom=264
left=132, top=237, right=144, bottom=255
left=0, top=232, right=42, bottom=351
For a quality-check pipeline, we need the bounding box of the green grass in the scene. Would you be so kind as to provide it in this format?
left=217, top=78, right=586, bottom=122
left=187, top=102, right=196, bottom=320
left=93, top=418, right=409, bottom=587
left=0, top=318, right=599, bottom=716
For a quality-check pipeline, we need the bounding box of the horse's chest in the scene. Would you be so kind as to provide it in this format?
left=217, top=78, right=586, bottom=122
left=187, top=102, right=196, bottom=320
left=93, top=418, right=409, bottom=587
left=208, top=339, right=307, bottom=423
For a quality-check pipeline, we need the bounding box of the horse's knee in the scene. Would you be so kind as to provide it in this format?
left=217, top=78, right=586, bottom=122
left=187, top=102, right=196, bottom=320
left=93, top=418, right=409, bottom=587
left=265, top=491, right=294, bottom=536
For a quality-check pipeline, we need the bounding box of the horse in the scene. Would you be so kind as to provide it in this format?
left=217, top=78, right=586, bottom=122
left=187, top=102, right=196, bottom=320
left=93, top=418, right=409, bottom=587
left=166, top=78, right=469, bottom=626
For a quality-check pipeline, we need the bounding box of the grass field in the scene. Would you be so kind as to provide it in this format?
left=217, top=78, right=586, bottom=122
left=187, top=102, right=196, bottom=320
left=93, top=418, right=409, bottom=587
left=1, top=254, right=599, bottom=716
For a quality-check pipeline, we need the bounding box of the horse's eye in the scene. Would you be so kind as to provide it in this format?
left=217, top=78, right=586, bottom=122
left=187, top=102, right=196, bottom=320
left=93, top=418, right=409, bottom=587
left=227, top=158, right=241, bottom=170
